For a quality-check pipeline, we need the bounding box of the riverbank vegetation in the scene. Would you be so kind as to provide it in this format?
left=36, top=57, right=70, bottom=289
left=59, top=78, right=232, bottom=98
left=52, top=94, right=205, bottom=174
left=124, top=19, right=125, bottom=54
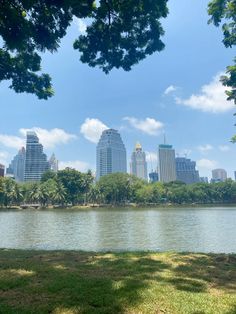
left=1, top=169, right=236, bottom=208
left=0, top=249, right=235, bottom=313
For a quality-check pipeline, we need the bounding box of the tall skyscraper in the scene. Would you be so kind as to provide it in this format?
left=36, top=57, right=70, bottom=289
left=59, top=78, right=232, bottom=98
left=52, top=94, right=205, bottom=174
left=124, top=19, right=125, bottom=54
left=130, top=142, right=147, bottom=180
left=158, top=144, right=176, bottom=183
left=0, top=164, right=4, bottom=177
left=211, top=168, right=227, bottom=183
left=7, top=147, right=25, bottom=182
left=96, top=129, right=127, bottom=180
left=175, top=157, right=199, bottom=184
left=49, top=153, right=58, bottom=172
left=24, top=131, right=49, bottom=182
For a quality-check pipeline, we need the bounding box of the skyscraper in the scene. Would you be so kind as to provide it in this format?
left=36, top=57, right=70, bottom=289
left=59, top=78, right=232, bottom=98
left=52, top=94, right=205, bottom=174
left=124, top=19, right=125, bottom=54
left=0, top=164, right=4, bottom=177
left=211, top=168, right=227, bottom=183
left=24, top=131, right=49, bottom=182
left=175, top=157, right=199, bottom=184
left=130, top=142, right=147, bottom=180
left=7, top=147, right=25, bottom=182
left=234, top=171, right=236, bottom=181
left=96, top=129, right=127, bottom=180
left=49, top=153, right=58, bottom=172
left=158, top=144, right=176, bottom=183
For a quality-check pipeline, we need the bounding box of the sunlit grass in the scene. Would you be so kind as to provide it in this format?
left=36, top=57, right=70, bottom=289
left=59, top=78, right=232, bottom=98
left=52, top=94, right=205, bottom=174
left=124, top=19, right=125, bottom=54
left=0, top=250, right=235, bottom=313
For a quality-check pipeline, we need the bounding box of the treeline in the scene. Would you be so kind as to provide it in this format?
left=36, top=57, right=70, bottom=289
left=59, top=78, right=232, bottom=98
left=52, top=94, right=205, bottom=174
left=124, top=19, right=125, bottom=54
left=0, top=169, right=236, bottom=208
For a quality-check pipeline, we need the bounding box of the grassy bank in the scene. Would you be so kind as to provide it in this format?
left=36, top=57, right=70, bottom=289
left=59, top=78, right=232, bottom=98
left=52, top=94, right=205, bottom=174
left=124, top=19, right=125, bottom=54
left=0, top=250, right=236, bottom=313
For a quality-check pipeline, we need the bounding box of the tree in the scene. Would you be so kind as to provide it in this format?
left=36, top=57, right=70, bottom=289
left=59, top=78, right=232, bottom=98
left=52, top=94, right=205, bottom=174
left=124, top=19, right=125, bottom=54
left=41, top=170, right=57, bottom=183
left=208, top=0, right=236, bottom=141
left=0, top=0, right=168, bottom=98
left=50, top=180, right=67, bottom=206
left=57, top=168, right=86, bottom=205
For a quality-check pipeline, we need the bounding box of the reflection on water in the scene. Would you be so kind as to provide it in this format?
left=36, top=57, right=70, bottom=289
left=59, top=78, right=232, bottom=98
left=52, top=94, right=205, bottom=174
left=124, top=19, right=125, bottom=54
left=0, top=207, right=236, bottom=253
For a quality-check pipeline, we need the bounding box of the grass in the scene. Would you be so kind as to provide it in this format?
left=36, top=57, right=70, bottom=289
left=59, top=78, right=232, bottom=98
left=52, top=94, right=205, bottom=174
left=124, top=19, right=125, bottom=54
left=0, top=250, right=236, bottom=313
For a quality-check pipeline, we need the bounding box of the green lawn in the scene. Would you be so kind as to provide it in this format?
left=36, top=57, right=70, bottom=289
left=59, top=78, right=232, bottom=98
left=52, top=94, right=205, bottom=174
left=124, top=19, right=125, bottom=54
left=0, top=250, right=236, bottom=314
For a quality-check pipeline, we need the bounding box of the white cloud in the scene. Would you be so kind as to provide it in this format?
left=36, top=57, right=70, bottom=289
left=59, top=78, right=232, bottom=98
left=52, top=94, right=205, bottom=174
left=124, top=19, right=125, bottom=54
left=176, top=73, right=234, bottom=113
left=0, top=128, right=76, bottom=150
left=219, top=145, right=230, bottom=152
left=0, top=134, right=24, bottom=149
left=197, top=144, right=213, bottom=153
left=146, top=152, right=158, bottom=163
left=177, top=149, right=192, bottom=157
left=59, top=160, right=91, bottom=172
left=164, top=85, right=178, bottom=95
left=123, top=117, right=164, bottom=136
left=19, top=128, right=76, bottom=149
left=0, top=151, right=9, bottom=165
left=80, top=118, right=108, bottom=143
left=197, top=159, right=218, bottom=170
left=74, top=18, right=87, bottom=34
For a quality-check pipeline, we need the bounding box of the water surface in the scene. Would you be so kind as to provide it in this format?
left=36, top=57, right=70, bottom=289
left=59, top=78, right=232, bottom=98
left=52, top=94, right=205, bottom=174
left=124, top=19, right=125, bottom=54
left=0, top=207, right=236, bottom=253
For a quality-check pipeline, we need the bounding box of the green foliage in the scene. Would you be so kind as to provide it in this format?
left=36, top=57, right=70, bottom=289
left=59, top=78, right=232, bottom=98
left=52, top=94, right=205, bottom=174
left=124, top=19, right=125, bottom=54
left=57, top=168, right=89, bottom=205
left=0, top=0, right=168, bottom=98
left=208, top=0, right=236, bottom=140
left=1, top=172, right=236, bottom=208
left=98, top=173, right=144, bottom=204
left=40, top=170, right=57, bottom=183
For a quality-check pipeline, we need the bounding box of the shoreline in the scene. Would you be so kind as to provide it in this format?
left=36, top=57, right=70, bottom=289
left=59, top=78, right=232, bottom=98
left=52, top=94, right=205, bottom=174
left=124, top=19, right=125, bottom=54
left=1, top=203, right=236, bottom=211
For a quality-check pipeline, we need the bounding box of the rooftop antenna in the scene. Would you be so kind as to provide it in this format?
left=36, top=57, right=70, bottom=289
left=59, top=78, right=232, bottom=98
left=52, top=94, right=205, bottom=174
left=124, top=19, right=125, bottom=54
left=163, top=132, right=167, bottom=145
left=150, top=154, right=153, bottom=172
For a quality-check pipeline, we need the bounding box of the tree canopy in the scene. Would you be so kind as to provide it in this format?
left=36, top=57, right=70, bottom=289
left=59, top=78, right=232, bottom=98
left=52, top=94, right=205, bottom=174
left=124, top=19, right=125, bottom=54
left=0, top=0, right=168, bottom=99
left=208, top=0, right=236, bottom=141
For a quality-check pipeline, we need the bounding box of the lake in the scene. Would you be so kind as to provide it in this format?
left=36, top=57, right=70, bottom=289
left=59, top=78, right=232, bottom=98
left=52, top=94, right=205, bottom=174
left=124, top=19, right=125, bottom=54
left=0, top=207, right=236, bottom=253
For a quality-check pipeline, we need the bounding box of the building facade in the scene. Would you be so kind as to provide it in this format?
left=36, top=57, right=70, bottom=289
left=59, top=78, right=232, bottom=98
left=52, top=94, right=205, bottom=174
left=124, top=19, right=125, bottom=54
left=130, top=143, right=147, bottom=180
left=0, top=164, right=4, bottom=177
left=234, top=171, right=236, bottom=181
left=24, top=131, right=49, bottom=182
left=49, top=153, right=58, bottom=172
left=7, top=147, right=26, bottom=182
left=96, top=129, right=127, bottom=180
left=175, top=157, right=199, bottom=184
left=158, top=144, right=176, bottom=183
left=211, top=168, right=227, bottom=183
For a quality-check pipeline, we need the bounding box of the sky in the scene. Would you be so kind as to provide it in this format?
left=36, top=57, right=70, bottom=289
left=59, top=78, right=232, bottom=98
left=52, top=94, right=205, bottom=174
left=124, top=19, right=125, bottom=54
left=0, top=0, right=235, bottom=179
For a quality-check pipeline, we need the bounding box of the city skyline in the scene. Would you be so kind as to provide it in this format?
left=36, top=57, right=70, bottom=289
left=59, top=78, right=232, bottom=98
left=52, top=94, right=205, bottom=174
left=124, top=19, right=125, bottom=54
left=0, top=129, right=235, bottom=181
left=0, top=0, right=235, bottom=179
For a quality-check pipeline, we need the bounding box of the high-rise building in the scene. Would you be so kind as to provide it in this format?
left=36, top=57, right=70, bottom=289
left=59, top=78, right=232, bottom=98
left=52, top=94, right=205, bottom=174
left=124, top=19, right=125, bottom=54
left=49, top=153, right=58, bottom=172
left=130, top=142, right=147, bottom=180
left=0, top=164, right=4, bottom=177
left=158, top=144, right=176, bottom=183
left=96, top=129, right=127, bottom=180
left=24, top=131, right=49, bottom=182
left=149, top=171, right=159, bottom=183
left=175, top=157, right=199, bottom=184
left=7, top=147, right=25, bottom=182
left=234, top=171, right=236, bottom=181
left=211, top=168, right=227, bottom=183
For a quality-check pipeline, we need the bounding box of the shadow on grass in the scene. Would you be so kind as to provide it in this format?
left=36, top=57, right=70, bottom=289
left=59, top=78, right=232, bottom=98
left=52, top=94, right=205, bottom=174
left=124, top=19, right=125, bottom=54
left=172, top=253, right=236, bottom=292
left=0, top=250, right=235, bottom=313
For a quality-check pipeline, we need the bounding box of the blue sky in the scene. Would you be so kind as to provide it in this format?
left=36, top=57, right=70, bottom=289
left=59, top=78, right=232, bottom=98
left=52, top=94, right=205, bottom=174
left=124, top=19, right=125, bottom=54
left=0, top=0, right=235, bottom=179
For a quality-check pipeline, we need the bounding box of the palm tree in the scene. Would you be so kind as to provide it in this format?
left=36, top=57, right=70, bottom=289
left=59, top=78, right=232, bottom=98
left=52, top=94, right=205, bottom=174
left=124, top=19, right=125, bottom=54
left=51, top=181, right=67, bottom=206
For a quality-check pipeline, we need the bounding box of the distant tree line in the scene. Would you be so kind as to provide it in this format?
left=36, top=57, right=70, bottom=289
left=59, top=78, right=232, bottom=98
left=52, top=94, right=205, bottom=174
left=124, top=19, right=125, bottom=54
left=1, top=169, right=236, bottom=208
